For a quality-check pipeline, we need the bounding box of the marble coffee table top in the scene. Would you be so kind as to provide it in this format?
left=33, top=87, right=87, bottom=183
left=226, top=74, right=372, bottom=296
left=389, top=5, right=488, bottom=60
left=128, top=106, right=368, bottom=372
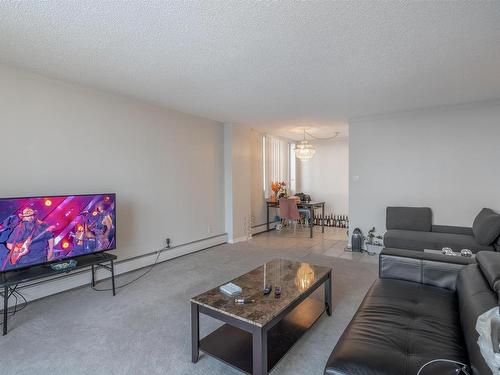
left=190, top=258, right=331, bottom=327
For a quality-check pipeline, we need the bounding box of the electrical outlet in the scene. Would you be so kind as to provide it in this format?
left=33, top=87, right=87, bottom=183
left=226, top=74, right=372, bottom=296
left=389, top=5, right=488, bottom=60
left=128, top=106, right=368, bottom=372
left=207, top=225, right=211, bottom=234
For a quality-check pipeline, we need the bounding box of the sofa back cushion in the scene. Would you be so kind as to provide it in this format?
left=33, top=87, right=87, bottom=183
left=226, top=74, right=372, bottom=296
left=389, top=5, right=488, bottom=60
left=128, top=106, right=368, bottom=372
left=472, top=208, right=500, bottom=246
left=457, top=264, right=496, bottom=375
left=386, top=206, right=432, bottom=232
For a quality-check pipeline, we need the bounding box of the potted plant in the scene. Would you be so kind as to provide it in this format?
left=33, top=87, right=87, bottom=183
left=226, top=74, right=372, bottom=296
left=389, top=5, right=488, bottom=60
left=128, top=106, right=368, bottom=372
left=363, top=227, right=384, bottom=254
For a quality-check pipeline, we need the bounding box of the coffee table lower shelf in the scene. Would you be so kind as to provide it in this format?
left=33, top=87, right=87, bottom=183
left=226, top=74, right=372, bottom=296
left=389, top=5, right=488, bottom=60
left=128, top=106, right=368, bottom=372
left=199, top=297, right=325, bottom=374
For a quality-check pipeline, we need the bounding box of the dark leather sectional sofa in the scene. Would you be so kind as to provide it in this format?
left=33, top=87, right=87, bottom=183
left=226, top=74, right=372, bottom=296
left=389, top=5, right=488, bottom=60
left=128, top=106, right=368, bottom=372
left=384, top=207, right=500, bottom=253
left=325, top=248, right=499, bottom=375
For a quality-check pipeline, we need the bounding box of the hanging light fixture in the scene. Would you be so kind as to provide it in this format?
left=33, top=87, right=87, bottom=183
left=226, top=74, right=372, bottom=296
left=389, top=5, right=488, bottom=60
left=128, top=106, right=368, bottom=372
left=295, top=129, right=316, bottom=161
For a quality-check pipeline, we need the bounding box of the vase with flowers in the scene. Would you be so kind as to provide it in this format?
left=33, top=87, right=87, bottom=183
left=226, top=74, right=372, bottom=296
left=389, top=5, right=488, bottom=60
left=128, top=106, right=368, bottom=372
left=271, top=181, right=289, bottom=201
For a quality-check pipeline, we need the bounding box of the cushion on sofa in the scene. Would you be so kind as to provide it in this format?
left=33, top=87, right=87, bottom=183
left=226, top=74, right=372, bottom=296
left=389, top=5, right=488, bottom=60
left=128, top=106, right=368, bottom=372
left=472, top=208, right=500, bottom=246
left=324, top=279, right=467, bottom=375
left=384, top=229, right=494, bottom=253
left=456, top=264, right=496, bottom=375
left=476, top=251, right=500, bottom=291
left=386, top=207, right=432, bottom=232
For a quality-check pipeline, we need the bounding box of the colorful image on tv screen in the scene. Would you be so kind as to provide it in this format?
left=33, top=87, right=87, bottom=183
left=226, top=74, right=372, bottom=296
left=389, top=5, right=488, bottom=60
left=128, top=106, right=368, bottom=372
left=0, top=194, right=116, bottom=271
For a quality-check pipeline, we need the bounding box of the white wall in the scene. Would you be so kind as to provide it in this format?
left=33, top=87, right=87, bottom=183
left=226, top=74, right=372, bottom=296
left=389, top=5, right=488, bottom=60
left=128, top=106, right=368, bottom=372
left=349, top=102, right=500, bottom=241
left=250, top=129, right=267, bottom=228
left=298, top=136, right=349, bottom=216
left=224, top=124, right=252, bottom=242
left=0, top=64, right=226, bottom=300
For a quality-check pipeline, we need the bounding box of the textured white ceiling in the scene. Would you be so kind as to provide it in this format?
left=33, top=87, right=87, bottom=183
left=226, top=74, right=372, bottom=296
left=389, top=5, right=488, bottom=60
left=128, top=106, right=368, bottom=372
left=0, top=1, right=499, bottom=130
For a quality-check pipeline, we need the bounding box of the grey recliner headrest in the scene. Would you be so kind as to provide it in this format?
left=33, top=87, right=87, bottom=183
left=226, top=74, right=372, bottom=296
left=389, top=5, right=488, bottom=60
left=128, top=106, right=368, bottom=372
left=473, top=208, right=500, bottom=246
left=477, top=251, right=500, bottom=292
left=386, top=206, right=432, bottom=232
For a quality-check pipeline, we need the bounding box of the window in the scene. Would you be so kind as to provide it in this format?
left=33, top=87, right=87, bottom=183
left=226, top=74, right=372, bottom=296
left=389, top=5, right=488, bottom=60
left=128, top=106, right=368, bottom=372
left=262, top=135, right=293, bottom=198
left=262, top=135, right=266, bottom=193
left=289, top=143, right=296, bottom=193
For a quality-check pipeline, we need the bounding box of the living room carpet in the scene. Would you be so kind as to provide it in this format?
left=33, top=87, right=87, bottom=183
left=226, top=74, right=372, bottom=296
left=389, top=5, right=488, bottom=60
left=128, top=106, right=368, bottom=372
left=0, top=231, right=378, bottom=375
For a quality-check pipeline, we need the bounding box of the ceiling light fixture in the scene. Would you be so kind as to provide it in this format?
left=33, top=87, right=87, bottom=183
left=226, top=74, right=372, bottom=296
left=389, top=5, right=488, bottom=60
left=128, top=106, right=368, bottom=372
left=295, top=129, right=316, bottom=161
left=294, top=129, right=341, bottom=161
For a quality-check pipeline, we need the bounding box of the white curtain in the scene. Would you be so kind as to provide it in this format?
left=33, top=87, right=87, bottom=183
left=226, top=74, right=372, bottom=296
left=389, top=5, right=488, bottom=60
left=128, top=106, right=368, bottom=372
left=263, top=135, right=290, bottom=198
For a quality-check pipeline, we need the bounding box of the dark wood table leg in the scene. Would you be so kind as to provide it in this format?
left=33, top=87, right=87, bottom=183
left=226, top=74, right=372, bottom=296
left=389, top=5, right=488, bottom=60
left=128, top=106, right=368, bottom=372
left=325, top=270, right=332, bottom=316
left=91, top=265, right=95, bottom=287
left=309, top=207, right=314, bottom=238
left=3, top=285, right=8, bottom=335
left=266, top=204, right=270, bottom=232
left=110, top=260, right=116, bottom=296
left=321, top=204, right=325, bottom=233
left=191, top=302, right=199, bottom=363
left=252, top=328, right=268, bottom=375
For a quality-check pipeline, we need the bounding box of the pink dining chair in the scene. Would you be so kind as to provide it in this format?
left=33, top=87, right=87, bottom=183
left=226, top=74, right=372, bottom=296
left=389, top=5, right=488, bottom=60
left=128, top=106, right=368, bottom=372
left=278, top=197, right=303, bottom=232
left=279, top=197, right=289, bottom=225
left=287, top=198, right=302, bottom=232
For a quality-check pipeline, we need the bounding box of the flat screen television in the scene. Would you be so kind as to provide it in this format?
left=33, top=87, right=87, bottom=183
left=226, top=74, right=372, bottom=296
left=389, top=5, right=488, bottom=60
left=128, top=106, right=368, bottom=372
left=0, top=194, right=116, bottom=272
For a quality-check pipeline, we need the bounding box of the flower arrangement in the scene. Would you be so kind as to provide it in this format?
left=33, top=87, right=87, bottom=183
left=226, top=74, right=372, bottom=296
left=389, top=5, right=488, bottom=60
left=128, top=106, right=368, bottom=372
left=271, top=181, right=289, bottom=200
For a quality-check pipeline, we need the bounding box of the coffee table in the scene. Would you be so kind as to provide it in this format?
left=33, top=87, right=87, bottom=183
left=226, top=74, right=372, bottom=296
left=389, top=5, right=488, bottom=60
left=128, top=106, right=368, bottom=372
left=190, top=259, right=332, bottom=375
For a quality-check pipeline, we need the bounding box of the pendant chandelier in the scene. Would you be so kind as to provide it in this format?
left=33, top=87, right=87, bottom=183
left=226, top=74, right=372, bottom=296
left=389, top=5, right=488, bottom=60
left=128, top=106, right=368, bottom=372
left=294, top=128, right=341, bottom=161
left=295, top=129, right=316, bottom=161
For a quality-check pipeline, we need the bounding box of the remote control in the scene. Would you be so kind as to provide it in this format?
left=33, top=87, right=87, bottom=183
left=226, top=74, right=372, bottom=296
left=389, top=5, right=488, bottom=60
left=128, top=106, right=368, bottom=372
left=263, top=284, right=272, bottom=295
left=234, top=298, right=255, bottom=304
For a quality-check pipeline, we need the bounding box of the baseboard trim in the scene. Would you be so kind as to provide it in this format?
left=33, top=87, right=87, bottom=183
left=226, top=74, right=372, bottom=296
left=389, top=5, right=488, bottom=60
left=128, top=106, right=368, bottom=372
left=228, top=235, right=251, bottom=244
left=252, top=222, right=277, bottom=234
left=5, top=233, right=227, bottom=308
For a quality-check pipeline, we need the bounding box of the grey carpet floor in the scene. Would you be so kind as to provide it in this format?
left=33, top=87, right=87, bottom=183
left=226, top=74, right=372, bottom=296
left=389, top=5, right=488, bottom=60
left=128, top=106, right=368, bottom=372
left=0, top=229, right=378, bottom=375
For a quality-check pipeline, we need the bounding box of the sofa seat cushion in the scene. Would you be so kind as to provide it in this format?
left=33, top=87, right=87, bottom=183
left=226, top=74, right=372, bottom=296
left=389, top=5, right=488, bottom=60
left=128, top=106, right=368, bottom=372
left=384, top=229, right=494, bottom=253
left=325, top=279, right=468, bottom=375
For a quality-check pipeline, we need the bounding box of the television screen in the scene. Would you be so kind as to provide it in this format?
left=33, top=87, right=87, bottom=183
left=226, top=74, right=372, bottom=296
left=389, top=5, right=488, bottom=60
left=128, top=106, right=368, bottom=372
left=0, top=194, right=116, bottom=272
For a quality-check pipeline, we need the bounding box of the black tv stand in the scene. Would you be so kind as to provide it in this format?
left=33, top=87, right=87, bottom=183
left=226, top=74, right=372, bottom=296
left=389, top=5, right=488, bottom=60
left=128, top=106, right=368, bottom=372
left=0, top=252, right=117, bottom=336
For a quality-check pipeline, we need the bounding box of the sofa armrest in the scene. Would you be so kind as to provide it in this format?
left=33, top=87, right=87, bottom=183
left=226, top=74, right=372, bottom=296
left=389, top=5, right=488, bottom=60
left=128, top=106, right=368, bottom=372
left=380, top=248, right=475, bottom=291
left=431, top=224, right=474, bottom=236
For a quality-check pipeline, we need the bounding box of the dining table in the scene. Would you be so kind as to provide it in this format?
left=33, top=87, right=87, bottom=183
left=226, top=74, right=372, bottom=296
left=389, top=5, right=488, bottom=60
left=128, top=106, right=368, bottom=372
left=266, top=200, right=326, bottom=238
